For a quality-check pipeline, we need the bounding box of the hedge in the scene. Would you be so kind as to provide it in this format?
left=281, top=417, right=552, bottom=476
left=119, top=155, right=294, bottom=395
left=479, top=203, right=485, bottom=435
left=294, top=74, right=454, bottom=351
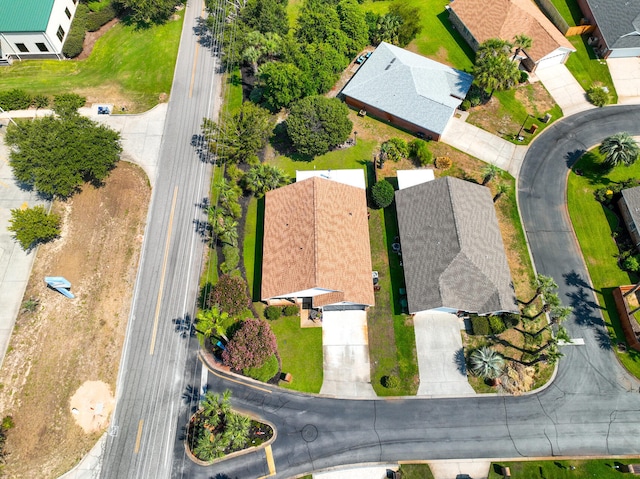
left=0, top=89, right=31, bottom=111
left=264, top=305, right=282, bottom=320
left=63, top=3, right=89, bottom=58
left=86, top=4, right=117, bottom=32
left=470, top=316, right=490, bottom=336
left=244, top=353, right=279, bottom=382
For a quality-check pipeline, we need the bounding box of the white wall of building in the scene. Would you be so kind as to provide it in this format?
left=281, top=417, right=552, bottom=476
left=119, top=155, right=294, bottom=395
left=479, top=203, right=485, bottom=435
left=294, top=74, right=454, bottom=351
left=45, top=0, right=78, bottom=53
left=270, top=287, right=337, bottom=299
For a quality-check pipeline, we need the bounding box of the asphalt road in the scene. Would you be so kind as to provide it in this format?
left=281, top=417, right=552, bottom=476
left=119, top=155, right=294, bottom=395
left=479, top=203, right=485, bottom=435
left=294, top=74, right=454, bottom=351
left=174, top=107, right=640, bottom=479
left=99, top=0, right=225, bottom=477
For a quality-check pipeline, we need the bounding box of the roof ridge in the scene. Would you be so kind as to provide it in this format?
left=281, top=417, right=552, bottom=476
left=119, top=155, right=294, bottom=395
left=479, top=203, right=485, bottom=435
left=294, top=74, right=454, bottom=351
left=312, top=178, right=319, bottom=288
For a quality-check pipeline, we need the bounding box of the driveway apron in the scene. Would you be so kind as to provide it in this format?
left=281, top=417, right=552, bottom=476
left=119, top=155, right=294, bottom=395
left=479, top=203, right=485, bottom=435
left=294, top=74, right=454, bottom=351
left=320, top=310, right=376, bottom=397
left=534, top=64, right=594, bottom=116
left=607, top=58, right=640, bottom=104
left=414, top=312, right=475, bottom=396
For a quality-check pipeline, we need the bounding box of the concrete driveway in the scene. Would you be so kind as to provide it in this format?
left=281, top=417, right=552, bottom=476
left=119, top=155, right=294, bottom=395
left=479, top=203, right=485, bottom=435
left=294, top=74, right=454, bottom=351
left=320, top=310, right=376, bottom=397
left=534, top=64, right=594, bottom=116
left=607, top=57, right=640, bottom=104
left=413, top=312, right=475, bottom=396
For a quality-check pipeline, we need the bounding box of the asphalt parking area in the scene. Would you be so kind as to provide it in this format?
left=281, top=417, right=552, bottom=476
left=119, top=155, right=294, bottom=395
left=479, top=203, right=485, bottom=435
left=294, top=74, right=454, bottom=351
left=319, top=310, right=376, bottom=397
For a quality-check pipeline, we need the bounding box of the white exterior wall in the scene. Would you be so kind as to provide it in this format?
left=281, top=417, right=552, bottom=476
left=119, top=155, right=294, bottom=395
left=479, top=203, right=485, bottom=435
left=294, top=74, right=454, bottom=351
left=270, top=287, right=337, bottom=299
left=607, top=46, right=640, bottom=58
left=45, top=0, right=78, bottom=53
left=1, top=32, right=52, bottom=56
left=535, top=47, right=573, bottom=70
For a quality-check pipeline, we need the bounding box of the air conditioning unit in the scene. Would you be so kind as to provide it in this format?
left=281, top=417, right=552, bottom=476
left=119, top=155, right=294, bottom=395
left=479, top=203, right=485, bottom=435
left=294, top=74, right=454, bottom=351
left=587, top=36, right=598, bottom=45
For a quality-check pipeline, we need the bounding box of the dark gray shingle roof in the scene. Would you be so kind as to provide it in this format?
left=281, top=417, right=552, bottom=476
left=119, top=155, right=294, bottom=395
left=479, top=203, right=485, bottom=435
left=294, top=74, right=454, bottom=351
left=585, top=0, right=640, bottom=49
left=340, top=42, right=473, bottom=136
left=621, top=186, right=640, bottom=228
left=395, top=176, right=518, bottom=314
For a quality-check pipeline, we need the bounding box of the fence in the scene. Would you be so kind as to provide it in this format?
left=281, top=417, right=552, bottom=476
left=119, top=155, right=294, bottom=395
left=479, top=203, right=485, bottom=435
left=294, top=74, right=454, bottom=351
left=566, top=24, right=595, bottom=36
left=534, top=0, right=570, bottom=34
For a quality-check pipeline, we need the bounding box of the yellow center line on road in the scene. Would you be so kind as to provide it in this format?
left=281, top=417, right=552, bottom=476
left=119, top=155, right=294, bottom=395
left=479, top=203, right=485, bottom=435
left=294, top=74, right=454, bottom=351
left=149, top=186, right=179, bottom=355
left=134, top=420, right=144, bottom=454
left=189, top=5, right=205, bottom=98
left=257, top=445, right=276, bottom=479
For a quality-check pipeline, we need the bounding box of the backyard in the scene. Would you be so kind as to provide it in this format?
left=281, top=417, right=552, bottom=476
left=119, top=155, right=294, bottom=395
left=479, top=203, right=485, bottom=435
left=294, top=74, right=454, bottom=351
left=567, top=150, right=640, bottom=378
left=0, top=10, right=184, bottom=112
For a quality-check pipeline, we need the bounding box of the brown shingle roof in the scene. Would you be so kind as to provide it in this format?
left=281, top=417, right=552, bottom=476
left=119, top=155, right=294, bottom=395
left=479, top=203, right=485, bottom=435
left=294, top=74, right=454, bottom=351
left=261, top=177, right=374, bottom=307
left=449, top=0, right=575, bottom=62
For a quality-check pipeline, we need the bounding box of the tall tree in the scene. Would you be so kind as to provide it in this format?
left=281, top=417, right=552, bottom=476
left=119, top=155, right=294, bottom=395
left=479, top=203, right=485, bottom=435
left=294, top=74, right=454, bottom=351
left=523, top=274, right=558, bottom=306
left=388, top=1, right=422, bottom=47
left=202, top=102, right=273, bottom=163
left=116, top=0, right=183, bottom=25
left=243, top=164, right=290, bottom=197
left=258, top=61, right=307, bottom=111
left=599, top=132, right=640, bottom=168
left=473, top=38, right=520, bottom=98
left=493, top=182, right=511, bottom=203
left=337, top=0, right=369, bottom=55
left=240, top=0, right=289, bottom=36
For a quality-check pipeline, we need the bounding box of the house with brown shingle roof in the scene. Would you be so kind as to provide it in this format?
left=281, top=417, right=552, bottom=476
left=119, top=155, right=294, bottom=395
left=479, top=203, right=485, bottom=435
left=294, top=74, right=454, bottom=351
left=261, top=174, right=374, bottom=310
left=447, top=0, right=576, bottom=71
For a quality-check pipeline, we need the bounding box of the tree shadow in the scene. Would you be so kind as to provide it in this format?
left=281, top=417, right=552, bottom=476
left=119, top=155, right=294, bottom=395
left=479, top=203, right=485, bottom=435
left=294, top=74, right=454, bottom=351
left=565, top=148, right=586, bottom=169
left=193, top=218, right=212, bottom=243
left=193, top=16, right=214, bottom=49
left=454, top=348, right=467, bottom=374
left=192, top=132, right=213, bottom=164
left=172, top=313, right=194, bottom=339
left=563, top=270, right=598, bottom=293
left=571, top=150, right=612, bottom=185
left=566, top=287, right=604, bottom=328
left=594, top=327, right=613, bottom=350
left=436, top=11, right=475, bottom=69
left=250, top=197, right=265, bottom=301
left=269, top=123, right=313, bottom=162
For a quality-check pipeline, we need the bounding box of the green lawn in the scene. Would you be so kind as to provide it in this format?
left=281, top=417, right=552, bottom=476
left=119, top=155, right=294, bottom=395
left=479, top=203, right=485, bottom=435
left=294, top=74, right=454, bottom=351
left=269, top=315, right=323, bottom=393
left=567, top=150, right=640, bottom=378
left=488, top=459, right=638, bottom=478
left=226, top=67, right=244, bottom=115
left=399, top=464, right=435, bottom=479
left=565, top=35, right=618, bottom=102
left=549, top=0, right=583, bottom=26
left=0, top=11, right=184, bottom=112
left=243, top=197, right=264, bottom=301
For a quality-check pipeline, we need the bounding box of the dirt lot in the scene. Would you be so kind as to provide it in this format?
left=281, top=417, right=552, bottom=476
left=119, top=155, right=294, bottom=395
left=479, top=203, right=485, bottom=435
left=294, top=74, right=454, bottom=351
left=0, top=162, right=150, bottom=478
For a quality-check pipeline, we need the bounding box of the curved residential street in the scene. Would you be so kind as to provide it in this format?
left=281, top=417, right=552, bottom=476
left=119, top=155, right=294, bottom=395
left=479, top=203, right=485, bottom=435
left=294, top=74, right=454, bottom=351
left=171, top=107, right=640, bottom=478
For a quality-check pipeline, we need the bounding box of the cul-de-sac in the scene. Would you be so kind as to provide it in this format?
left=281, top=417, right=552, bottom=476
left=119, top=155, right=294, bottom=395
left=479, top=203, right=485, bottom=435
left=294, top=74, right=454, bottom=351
left=0, top=0, right=640, bottom=478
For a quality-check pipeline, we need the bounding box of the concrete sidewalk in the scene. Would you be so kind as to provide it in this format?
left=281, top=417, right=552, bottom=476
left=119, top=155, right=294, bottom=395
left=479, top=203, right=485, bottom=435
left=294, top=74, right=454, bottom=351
left=534, top=64, right=594, bottom=117
left=441, top=117, right=527, bottom=178
left=607, top=57, right=640, bottom=105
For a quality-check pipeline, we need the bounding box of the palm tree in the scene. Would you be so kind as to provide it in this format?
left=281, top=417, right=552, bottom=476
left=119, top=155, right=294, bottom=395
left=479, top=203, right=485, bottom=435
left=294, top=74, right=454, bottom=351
left=527, top=292, right=561, bottom=320
left=512, top=34, right=532, bottom=61
left=195, top=307, right=229, bottom=341
left=599, top=132, right=639, bottom=168
left=482, top=164, right=502, bottom=185
left=470, top=346, right=505, bottom=380
left=374, top=13, right=401, bottom=45
left=242, top=46, right=261, bottom=76
left=493, top=182, right=511, bottom=202
left=474, top=38, right=520, bottom=98
left=523, top=274, right=558, bottom=306
left=243, top=164, right=289, bottom=198
left=531, top=305, right=573, bottom=337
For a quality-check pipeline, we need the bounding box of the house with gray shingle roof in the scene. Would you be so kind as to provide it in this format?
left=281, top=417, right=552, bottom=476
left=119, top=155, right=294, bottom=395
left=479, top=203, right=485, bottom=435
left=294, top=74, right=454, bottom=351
left=619, top=186, right=640, bottom=251
left=395, top=176, right=518, bottom=315
left=0, top=0, right=77, bottom=61
left=577, top=0, right=640, bottom=58
left=340, top=42, right=473, bottom=141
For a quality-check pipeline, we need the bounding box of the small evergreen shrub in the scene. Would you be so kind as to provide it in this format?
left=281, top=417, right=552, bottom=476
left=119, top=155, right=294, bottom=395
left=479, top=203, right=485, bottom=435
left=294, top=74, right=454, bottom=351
left=283, top=305, right=299, bottom=317
left=53, top=93, right=87, bottom=116
left=226, top=164, right=244, bottom=184
left=470, top=316, right=490, bottom=336
left=371, top=179, right=395, bottom=209
left=0, top=89, right=32, bottom=111
left=63, top=3, right=89, bottom=58
left=86, top=4, right=117, bottom=31
left=587, top=85, right=609, bottom=107
left=488, top=315, right=506, bottom=334
left=460, top=99, right=471, bottom=111
left=264, top=305, right=282, bottom=320
left=220, top=244, right=240, bottom=274
left=244, top=353, right=279, bottom=382
left=32, top=94, right=50, bottom=109
left=502, top=313, right=520, bottom=329
left=382, top=375, right=400, bottom=388
left=409, top=139, right=433, bottom=166
left=380, top=138, right=408, bottom=162
left=435, top=156, right=452, bottom=169
left=519, top=70, right=529, bottom=84
left=622, top=255, right=640, bottom=272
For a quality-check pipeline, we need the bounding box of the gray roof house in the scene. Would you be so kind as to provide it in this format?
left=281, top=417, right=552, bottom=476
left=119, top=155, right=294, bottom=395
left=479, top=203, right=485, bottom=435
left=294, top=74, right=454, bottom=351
left=395, top=176, right=518, bottom=315
left=340, top=42, right=473, bottom=140
left=619, top=186, right=640, bottom=251
left=577, top=0, right=640, bottom=58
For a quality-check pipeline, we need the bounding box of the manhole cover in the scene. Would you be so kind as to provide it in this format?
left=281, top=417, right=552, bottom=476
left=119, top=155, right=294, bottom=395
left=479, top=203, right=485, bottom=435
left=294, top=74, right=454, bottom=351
left=301, top=424, right=318, bottom=442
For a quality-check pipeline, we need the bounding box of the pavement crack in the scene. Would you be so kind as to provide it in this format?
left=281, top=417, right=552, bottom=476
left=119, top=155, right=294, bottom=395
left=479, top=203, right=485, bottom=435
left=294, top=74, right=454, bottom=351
left=373, top=400, right=383, bottom=462
left=606, top=410, right=617, bottom=455
left=502, top=396, right=526, bottom=457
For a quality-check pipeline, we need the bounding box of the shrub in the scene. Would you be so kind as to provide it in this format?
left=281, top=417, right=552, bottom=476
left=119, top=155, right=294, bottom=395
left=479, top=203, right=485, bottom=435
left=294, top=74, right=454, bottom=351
left=502, top=313, right=520, bottom=329
left=63, top=3, right=89, bottom=58
left=435, top=156, right=452, bottom=169
left=622, top=255, right=640, bottom=272
left=86, top=4, right=117, bottom=31
left=519, top=70, right=529, bottom=84
left=32, top=94, right=50, bottom=109
left=488, top=315, right=506, bottom=334
left=226, top=164, right=244, bottom=184
left=409, top=139, right=433, bottom=166
left=382, top=375, right=400, bottom=389
left=469, top=95, right=481, bottom=107
left=587, top=85, right=609, bottom=107
left=53, top=93, right=87, bottom=116
left=207, top=274, right=251, bottom=315
left=470, top=316, right=490, bottom=336
left=220, top=244, right=240, bottom=274
left=264, top=305, right=282, bottom=320
left=244, top=353, right=279, bottom=382
left=283, top=305, right=299, bottom=317
left=0, top=89, right=32, bottom=111
left=380, top=138, right=408, bottom=161
left=460, top=99, right=471, bottom=111
left=8, top=206, right=61, bottom=250
left=371, top=179, right=395, bottom=209
left=222, top=318, right=278, bottom=370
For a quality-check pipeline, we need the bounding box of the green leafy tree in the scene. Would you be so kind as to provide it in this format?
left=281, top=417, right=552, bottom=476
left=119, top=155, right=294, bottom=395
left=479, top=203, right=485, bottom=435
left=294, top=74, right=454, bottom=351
left=493, top=182, right=511, bottom=203
left=115, top=0, right=183, bottom=25
left=296, top=0, right=349, bottom=56
left=5, top=115, right=121, bottom=198
left=53, top=93, right=86, bottom=117
left=337, top=0, right=369, bottom=55
left=372, top=13, right=401, bottom=45
left=388, top=1, right=422, bottom=47
left=243, top=164, right=290, bottom=197
left=473, top=38, right=520, bottom=98
left=371, top=179, right=395, bottom=209
left=8, top=206, right=61, bottom=250
left=240, top=0, right=289, bottom=36
left=470, top=346, right=504, bottom=380
left=299, top=42, right=347, bottom=94
left=481, top=163, right=502, bottom=185
left=258, top=61, right=307, bottom=111
left=409, top=139, right=432, bottom=166
left=222, top=318, right=278, bottom=370
left=202, top=102, right=273, bottom=164
left=286, top=96, right=352, bottom=156
left=195, top=307, right=229, bottom=341
left=599, top=132, right=639, bottom=168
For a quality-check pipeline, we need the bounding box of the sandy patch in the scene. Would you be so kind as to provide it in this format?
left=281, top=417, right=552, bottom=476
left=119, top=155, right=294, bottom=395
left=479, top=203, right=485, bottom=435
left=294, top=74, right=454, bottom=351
left=70, top=381, right=114, bottom=434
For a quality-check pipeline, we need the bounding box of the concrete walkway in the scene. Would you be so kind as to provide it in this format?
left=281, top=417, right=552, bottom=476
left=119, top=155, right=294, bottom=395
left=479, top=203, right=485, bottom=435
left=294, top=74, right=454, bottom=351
left=320, top=310, right=376, bottom=397
left=414, top=313, right=475, bottom=397
left=607, top=57, right=640, bottom=105
left=534, top=64, right=594, bottom=116
left=441, top=117, right=527, bottom=178
left=429, top=459, right=492, bottom=479
left=314, top=464, right=399, bottom=479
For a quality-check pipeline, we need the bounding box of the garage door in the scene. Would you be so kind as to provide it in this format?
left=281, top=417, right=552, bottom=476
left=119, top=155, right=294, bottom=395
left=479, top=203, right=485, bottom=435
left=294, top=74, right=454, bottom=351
left=536, top=51, right=568, bottom=70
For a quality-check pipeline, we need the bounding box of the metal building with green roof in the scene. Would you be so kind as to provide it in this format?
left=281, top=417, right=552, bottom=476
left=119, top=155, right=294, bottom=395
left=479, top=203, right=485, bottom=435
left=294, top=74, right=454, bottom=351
left=0, top=0, right=78, bottom=61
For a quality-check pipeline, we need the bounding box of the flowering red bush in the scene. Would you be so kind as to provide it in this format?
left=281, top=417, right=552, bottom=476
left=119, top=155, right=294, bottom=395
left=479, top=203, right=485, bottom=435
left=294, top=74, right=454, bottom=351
left=207, top=274, right=251, bottom=316
left=222, top=318, right=278, bottom=370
